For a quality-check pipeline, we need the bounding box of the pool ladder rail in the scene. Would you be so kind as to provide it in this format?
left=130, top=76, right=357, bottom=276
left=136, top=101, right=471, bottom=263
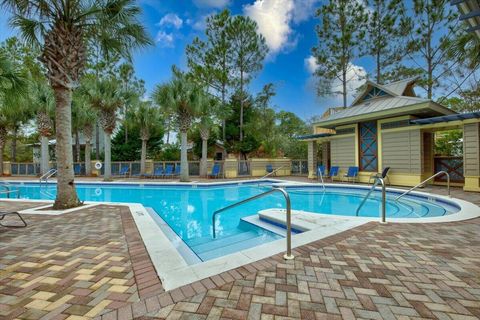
left=317, top=167, right=326, bottom=192
left=259, top=166, right=286, bottom=180
left=39, top=168, right=57, bottom=184
left=395, top=171, right=450, bottom=201
left=0, top=182, right=20, bottom=198
left=356, top=177, right=386, bottom=223
left=211, top=187, right=294, bottom=261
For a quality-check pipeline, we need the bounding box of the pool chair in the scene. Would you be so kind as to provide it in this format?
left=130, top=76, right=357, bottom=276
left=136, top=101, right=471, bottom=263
left=151, top=166, right=164, bottom=179
left=163, top=164, right=174, bottom=178
left=266, top=164, right=275, bottom=176
left=209, top=163, right=222, bottom=179
left=174, top=165, right=181, bottom=177
left=317, top=165, right=326, bottom=180
left=74, top=165, right=82, bottom=176
left=369, top=167, right=391, bottom=185
left=119, top=165, right=130, bottom=177
left=343, top=166, right=359, bottom=183
left=0, top=211, right=27, bottom=228
left=327, top=166, right=339, bottom=182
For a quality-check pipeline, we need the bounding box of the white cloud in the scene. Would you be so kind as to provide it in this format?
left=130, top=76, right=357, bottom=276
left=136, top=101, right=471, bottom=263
left=292, top=0, right=321, bottom=23
left=193, top=0, right=230, bottom=8
left=244, top=0, right=295, bottom=55
left=186, top=13, right=212, bottom=31
left=155, top=31, right=174, bottom=47
left=304, top=55, right=318, bottom=74
left=158, top=13, right=183, bottom=29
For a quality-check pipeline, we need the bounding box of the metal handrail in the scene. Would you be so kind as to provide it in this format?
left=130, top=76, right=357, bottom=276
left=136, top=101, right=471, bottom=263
left=356, top=177, right=386, bottom=224
left=260, top=166, right=286, bottom=179
left=39, top=168, right=57, bottom=183
left=212, top=187, right=294, bottom=260
left=317, top=167, right=326, bottom=192
left=0, top=182, right=20, bottom=199
left=395, top=171, right=450, bottom=201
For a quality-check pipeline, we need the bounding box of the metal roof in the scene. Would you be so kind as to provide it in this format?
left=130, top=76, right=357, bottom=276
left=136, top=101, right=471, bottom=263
left=452, top=0, right=480, bottom=39
left=296, top=133, right=334, bottom=140
left=319, top=95, right=432, bottom=122
left=410, top=111, right=480, bottom=124
left=381, top=77, right=418, bottom=96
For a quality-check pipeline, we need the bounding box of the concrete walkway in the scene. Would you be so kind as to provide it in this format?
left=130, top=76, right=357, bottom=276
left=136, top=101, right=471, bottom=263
left=0, top=184, right=479, bottom=319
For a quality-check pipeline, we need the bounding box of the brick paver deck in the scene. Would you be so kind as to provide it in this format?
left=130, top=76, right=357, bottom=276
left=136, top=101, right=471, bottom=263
left=0, top=185, right=479, bottom=319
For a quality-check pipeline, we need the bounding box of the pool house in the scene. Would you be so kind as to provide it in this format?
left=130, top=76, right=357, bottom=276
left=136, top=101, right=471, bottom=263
left=299, top=77, right=480, bottom=192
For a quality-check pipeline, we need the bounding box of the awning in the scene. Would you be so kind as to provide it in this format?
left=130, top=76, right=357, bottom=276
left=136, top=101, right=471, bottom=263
left=296, top=133, right=334, bottom=140
left=410, top=111, right=480, bottom=125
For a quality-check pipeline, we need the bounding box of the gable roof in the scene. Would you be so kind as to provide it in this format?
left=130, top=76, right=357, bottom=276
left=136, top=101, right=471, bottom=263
left=314, top=77, right=456, bottom=128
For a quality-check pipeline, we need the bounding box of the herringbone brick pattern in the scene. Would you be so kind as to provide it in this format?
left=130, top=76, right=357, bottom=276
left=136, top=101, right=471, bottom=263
left=130, top=219, right=480, bottom=320
left=0, top=204, right=160, bottom=320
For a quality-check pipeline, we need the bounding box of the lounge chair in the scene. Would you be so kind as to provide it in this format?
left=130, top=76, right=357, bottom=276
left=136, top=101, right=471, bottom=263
left=163, top=164, right=174, bottom=178
left=0, top=211, right=27, bottom=228
left=74, top=165, right=82, bottom=176
left=266, top=164, right=275, bottom=176
left=119, top=165, right=130, bottom=177
left=317, top=165, right=326, bottom=180
left=343, top=166, right=359, bottom=183
left=152, top=166, right=164, bottom=179
left=174, top=165, right=181, bottom=177
left=327, top=166, right=339, bottom=182
left=209, top=163, right=222, bottom=179
left=369, top=167, right=390, bottom=185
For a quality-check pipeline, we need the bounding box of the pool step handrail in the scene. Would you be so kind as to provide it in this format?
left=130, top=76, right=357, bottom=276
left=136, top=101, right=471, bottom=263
left=260, top=166, right=286, bottom=179
left=39, top=168, right=57, bottom=184
left=395, top=171, right=450, bottom=201
left=356, top=177, right=386, bottom=224
left=211, top=187, right=294, bottom=260
left=317, top=167, right=326, bottom=192
left=0, top=182, right=20, bottom=198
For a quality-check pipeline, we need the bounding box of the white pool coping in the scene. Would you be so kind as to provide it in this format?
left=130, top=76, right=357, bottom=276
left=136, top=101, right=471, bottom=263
left=2, top=178, right=480, bottom=291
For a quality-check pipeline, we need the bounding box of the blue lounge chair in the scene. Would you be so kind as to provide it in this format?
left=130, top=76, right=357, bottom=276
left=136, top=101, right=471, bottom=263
left=209, top=163, right=222, bottom=179
left=317, top=165, right=326, bottom=178
left=369, top=167, right=390, bottom=185
left=343, top=166, right=359, bottom=183
left=163, top=164, right=174, bottom=178
left=328, top=166, right=339, bottom=182
left=266, top=164, right=274, bottom=176
left=174, top=164, right=181, bottom=177
left=119, top=165, right=130, bottom=177
left=74, top=164, right=82, bottom=176
left=152, top=166, right=164, bottom=179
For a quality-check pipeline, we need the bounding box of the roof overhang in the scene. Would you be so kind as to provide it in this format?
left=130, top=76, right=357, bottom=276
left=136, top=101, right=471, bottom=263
left=296, top=133, right=334, bottom=141
left=410, top=111, right=480, bottom=125
left=313, top=101, right=456, bottom=129
left=452, top=0, right=480, bottom=39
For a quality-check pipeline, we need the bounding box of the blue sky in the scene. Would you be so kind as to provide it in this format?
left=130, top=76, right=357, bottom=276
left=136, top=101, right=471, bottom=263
left=2, top=0, right=376, bottom=120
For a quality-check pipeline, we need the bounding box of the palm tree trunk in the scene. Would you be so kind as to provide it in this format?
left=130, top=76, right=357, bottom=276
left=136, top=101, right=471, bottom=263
left=140, top=139, right=147, bottom=175
left=85, top=139, right=91, bottom=176
left=40, top=135, right=50, bottom=175
left=53, top=86, right=80, bottom=209
left=0, top=144, right=4, bottom=176
left=95, top=121, right=100, bottom=159
left=11, top=127, right=17, bottom=162
left=75, top=130, right=80, bottom=162
left=104, top=132, right=112, bottom=181
left=180, top=130, right=189, bottom=182
left=200, top=138, right=208, bottom=177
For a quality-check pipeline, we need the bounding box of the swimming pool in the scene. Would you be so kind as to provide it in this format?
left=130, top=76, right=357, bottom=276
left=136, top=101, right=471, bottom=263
left=1, top=180, right=461, bottom=261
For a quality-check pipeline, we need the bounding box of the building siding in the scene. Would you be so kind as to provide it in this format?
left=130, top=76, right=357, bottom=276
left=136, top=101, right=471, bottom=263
left=464, top=123, right=480, bottom=176
left=381, top=130, right=422, bottom=174
left=331, top=136, right=355, bottom=170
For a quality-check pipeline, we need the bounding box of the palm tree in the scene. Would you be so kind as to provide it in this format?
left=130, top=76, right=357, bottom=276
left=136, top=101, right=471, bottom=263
left=72, top=90, right=97, bottom=175
left=0, top=50, right=27, bottom=175
left=84, top=78, right=123, bottom=181
left=153, top=68, right=204, bottom=182
left=130, top=101, right=161, bottom=175
left=197, top=97, right=219, bottom=177
left=31, top=81, right=54, bottom=175
left=2, top=0, right=151, bottom=209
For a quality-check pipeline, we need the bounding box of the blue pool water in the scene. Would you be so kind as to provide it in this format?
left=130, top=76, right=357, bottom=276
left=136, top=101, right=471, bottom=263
left=2, top=181, right=460, bottom=261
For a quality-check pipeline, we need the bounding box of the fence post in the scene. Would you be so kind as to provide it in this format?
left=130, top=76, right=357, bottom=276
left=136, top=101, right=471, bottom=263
left=224, top=158, right=238, bottom=178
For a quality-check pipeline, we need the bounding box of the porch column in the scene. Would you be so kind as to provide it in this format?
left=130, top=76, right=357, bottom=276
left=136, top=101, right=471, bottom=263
left=307, top=140, right=318, bottom=179
left=463, top=123, right=480, bottom=192
left=321, top=142, right=329, bottom=168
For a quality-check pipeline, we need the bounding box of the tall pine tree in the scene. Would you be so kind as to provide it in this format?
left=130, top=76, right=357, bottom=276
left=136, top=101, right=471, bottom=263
left=313, top=0, right=367, bottom=108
